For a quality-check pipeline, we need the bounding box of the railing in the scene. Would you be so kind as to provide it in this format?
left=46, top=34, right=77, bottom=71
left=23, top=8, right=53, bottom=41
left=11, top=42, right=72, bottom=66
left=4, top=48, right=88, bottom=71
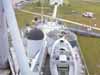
left=17, top=9, right=100, bottom=38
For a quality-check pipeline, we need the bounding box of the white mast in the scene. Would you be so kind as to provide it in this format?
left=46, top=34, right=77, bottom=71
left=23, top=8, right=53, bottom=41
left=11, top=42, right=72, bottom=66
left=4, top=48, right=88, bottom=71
left=52, top=4, right=59, bottom=18
left=50, top=0, right=63, bottom=18
left=0, top=0, right=9, bottom=69
left=2, top=0, right=33, bottom=75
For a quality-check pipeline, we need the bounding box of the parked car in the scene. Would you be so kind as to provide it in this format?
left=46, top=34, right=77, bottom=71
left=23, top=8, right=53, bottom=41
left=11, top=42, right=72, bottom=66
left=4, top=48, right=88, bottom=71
left=82, top=12, right=94, bottom=18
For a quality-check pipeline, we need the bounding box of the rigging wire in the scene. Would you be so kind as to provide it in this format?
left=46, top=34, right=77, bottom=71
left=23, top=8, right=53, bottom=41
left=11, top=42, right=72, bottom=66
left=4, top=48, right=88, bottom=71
left=40, top=0, right=44, bottom=21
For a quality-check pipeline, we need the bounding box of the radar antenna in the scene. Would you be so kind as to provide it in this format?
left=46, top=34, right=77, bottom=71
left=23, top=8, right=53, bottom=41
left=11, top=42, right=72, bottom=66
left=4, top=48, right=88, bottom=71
left=50, top=0, right=63, bottom=18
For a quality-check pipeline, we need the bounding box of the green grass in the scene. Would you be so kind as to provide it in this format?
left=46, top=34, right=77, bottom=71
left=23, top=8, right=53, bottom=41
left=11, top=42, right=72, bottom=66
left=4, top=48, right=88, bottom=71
left=21, top=0, right=100, bottom=27
left=78, top=35, right=100, bottom=75
left=15, top=10, right=33, bottom=28
left=58, top=0, right=100, bottom=27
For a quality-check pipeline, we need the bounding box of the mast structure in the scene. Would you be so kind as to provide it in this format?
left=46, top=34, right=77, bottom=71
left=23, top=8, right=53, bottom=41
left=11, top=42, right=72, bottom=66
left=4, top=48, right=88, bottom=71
left=2, top=0, right=33, bottom=75
left=50, top=0, right=63, bottom=19
left=52, top=4, right=59, bottom=18
left=0, top=0, right=9, bottom=69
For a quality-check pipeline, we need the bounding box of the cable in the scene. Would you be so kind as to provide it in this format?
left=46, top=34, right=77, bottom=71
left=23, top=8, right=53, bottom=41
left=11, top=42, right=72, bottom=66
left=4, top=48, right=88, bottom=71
left=40, top=0, right=44, bottom=21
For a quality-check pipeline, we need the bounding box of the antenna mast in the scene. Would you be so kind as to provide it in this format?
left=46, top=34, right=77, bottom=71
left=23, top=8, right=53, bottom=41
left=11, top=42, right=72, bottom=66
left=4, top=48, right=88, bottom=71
left=2, top=0, right=33, bottom=75
left=40, top=0, right=44, bottom=21
left=50, top=0, right=63, bottom=19
left=0, top=0, right=9, bottom=69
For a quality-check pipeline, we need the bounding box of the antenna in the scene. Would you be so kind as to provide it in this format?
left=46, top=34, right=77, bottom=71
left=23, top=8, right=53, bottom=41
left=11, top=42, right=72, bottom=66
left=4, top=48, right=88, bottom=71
left=52, top=3, right=59, bottom=18
left=50, top=0, right=63, bottom=19
left=50, top=0, right=63, bottom=5
left=2, top=0, right=33, bottom=75
left=40, top=0, right=44, bottom=21
left=0, top=0, right=9, bottom=69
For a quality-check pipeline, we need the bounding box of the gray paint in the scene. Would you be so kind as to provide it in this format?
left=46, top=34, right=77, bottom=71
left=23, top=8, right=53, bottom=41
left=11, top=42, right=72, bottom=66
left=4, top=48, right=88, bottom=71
left=0, top=0, right=9, bottom=69
left=2, top=0, right=33, bottom=75
left=27, top=28, right=44, bottom=40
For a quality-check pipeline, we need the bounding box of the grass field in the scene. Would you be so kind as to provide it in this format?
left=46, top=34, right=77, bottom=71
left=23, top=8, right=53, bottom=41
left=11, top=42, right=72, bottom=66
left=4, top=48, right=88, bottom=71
left=15, top=0, right=100, bottom=75
left=78, top=35, right=100, bottom=75
left=15, top=10, right=33, bottom=28
left=21, top=0, right=100, bottom=27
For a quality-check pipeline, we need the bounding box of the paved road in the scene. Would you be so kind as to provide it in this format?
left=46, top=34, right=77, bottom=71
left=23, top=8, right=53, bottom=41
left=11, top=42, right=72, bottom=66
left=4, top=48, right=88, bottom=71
left=17, top=9, right=100, bottom=31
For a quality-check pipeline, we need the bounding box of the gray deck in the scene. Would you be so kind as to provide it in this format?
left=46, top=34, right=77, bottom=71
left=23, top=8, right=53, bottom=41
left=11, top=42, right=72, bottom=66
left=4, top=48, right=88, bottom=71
left=43, top=55, right=51, bottom=75
left=0, top=69, right=10, bottom=75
